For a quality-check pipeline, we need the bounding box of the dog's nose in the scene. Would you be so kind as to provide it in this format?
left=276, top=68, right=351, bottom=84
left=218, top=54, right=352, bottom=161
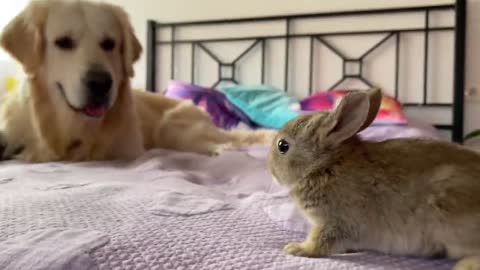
left=84, top=70, right=112, bottom=99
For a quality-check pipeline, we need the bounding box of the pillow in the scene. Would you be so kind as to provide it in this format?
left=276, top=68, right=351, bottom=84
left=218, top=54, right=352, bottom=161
left=164, top=81, right=257, bottom=130
left=299, top=90, right=408, bottom=126
left=218, top=84, right=300, bottom=129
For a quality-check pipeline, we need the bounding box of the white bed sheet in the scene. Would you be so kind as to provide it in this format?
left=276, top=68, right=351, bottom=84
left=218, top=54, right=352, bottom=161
left=0, top=134, right=455, bottom=270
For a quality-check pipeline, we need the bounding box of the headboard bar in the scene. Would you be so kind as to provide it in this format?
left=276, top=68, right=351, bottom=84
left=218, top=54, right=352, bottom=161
left=423, top=9, right=430, bottom=106
left=154, top=4, right=454, bottom=27
left=453, top=0, right=466, bottom=143
left=156, top=28, right=454, bottom=45
left=146, top=19, right=157, bottom=94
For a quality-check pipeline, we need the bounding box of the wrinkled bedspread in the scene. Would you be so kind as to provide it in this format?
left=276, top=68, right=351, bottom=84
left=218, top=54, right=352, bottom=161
left=0, top=124, right=454, bottom=270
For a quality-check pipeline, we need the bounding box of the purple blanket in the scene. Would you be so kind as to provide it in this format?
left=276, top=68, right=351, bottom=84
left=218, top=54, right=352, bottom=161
left=0, top=122, right=450, bottom=270
left=164, top=80, right=257, bottom=129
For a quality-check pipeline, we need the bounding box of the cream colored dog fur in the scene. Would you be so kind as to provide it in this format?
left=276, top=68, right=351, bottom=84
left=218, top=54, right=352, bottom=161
left=0, top=0, right=274, bottom=162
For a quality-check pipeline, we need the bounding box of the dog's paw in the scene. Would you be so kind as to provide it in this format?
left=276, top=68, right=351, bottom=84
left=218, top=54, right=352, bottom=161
left=208, top=143, right=234, bottom=156
left=454, top=256, right=480, bottom=270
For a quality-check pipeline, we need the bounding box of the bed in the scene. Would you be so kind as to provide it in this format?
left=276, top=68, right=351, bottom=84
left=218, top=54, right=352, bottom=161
left=0, top=0, right=467, bottom=269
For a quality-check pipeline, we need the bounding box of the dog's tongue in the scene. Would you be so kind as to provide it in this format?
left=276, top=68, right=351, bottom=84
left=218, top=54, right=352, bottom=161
left=84, top=105, right=107, bottom=117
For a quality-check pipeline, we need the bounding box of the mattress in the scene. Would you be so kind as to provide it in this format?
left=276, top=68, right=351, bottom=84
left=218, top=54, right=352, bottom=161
left=0, top=122, right=454, bottom=270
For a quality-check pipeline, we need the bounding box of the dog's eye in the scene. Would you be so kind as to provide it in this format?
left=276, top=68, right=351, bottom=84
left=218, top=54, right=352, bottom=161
left=55, top=36, right=75, bottom=50
left=277, top=139, right=289, bottom=154
left=100, top=38, right=116, bottom=51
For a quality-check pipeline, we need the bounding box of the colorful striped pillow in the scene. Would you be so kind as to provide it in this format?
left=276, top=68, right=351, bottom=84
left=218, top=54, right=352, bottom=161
left=300, top=90, right=408, bottom=125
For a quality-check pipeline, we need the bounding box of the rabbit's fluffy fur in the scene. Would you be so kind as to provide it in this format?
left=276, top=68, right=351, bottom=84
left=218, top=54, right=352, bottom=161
left=268, top=88, right=480, bottom=270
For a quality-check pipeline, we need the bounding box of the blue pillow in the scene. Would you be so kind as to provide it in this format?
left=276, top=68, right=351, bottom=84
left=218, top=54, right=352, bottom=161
left=218, top=84, right=300, bottom=129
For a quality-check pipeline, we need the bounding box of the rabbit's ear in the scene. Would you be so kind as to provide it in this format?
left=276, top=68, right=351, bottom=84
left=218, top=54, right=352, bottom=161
left=323, top=88, right=382, bottom=144
left=359, top=88, right=382, bottom=131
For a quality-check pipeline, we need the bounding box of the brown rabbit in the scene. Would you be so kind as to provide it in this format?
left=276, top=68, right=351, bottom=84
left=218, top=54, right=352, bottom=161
left=267, top=88, right=480, bottom=270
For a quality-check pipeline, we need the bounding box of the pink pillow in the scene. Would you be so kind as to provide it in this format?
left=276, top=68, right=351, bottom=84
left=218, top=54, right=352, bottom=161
left=299, top=90, right=408, bottom=126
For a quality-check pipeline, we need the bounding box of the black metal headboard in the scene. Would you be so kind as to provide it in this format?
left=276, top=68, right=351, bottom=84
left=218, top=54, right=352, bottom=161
left=146, top=0, right=466, bottom=143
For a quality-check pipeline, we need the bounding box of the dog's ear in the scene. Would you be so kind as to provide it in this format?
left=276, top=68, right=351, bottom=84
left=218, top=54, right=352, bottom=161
left=108, top=5, right=142, bottom=77
left=0, top=1, right=50, bottom=75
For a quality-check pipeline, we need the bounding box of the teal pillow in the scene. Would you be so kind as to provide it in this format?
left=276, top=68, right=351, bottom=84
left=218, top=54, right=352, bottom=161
left=218, top=84, right=300, bottom=129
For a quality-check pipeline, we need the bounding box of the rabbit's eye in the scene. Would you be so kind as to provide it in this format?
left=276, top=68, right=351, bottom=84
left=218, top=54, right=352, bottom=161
left=277, top=139, right=289, bottom=154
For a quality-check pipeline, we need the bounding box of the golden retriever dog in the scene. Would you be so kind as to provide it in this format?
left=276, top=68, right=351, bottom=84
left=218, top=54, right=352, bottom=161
left=0, top=0, right=275, bottom=162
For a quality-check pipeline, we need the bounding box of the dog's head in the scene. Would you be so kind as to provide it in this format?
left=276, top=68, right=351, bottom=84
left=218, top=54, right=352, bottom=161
left=0, top=0, right=141, bottom=118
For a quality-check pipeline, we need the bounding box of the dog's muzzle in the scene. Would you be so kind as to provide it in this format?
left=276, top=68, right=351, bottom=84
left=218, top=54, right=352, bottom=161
left=81, top=69, right=112, bottom=118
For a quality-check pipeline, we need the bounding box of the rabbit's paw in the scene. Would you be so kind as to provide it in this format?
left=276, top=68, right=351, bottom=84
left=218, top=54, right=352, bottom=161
left=284, top=242, right=326, bottom=258
left=454, top=256, right=480, bottom=270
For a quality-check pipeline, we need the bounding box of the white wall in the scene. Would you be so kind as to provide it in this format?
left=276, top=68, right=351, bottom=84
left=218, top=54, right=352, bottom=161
left=105, top=0, right=479, bottom=134
left=464, top=0, right=480, bottom=133
left=0, top=0, right=30, bottom=59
